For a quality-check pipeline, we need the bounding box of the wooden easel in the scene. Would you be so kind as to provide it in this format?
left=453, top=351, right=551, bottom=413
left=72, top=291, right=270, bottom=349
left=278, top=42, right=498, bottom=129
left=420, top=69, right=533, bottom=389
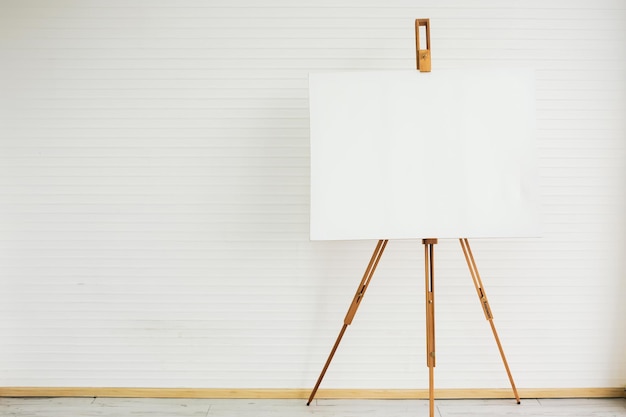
left=306, top=19, right=520, bottom=417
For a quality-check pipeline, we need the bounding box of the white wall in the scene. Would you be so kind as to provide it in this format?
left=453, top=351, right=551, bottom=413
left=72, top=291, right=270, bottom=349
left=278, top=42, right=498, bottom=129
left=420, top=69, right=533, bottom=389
left=0, top=0, right=624, bottom=390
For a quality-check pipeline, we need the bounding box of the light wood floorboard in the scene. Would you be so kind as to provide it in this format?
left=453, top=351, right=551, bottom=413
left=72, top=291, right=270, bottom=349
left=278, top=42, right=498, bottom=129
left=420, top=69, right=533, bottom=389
left=0, top=397, right=624, bottom=417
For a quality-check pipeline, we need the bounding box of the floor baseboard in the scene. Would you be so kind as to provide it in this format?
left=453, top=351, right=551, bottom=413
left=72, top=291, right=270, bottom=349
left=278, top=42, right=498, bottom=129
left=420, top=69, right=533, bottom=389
left=0, top=387, right=623, bottom=399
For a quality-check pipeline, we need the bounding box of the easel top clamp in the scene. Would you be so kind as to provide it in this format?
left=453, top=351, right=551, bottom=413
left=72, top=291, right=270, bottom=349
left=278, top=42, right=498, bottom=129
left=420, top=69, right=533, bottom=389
left=415, top=18, right=431, bottom=72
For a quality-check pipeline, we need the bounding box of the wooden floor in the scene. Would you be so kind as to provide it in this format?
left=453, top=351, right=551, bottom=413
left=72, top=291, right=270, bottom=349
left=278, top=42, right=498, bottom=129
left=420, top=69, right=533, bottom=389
left=0, top=397, right=624, bottom=416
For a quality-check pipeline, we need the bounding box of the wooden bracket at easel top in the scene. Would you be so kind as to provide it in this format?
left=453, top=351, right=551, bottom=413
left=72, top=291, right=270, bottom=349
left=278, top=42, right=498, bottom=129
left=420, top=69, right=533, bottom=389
left=415, top=19, right=431, bottom=72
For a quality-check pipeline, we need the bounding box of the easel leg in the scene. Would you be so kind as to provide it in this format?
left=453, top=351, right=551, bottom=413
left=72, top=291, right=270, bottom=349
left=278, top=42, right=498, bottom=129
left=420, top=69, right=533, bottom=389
left=423, top=238, right=437, bottom=417
left=459, top=238, right=521, bottom=404
left=306, top=239, right=388, bottom=405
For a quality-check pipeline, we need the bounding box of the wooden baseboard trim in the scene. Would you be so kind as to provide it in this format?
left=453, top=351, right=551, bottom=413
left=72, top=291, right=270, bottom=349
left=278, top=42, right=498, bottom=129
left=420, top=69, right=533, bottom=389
left=0, top=387, right=623, bottom=399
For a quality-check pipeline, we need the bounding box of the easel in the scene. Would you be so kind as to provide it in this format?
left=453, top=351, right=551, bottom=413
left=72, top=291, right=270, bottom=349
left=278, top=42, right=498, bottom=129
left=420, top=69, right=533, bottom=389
left=306, top=20, right=521, bottom=417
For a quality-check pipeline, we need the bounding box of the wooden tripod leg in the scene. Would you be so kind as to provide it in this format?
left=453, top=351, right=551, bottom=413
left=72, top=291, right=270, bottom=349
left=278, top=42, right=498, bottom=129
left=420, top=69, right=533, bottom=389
left=459, top=238, right=521, bottom=404
left=306, top=239, right=388, bottom=406
left=423, top=238, right=437, bottom=417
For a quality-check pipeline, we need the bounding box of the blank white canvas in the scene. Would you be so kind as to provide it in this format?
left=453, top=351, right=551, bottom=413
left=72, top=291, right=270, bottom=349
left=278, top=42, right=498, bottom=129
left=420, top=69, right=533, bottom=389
left=309, top=69, right=540, bottom=240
